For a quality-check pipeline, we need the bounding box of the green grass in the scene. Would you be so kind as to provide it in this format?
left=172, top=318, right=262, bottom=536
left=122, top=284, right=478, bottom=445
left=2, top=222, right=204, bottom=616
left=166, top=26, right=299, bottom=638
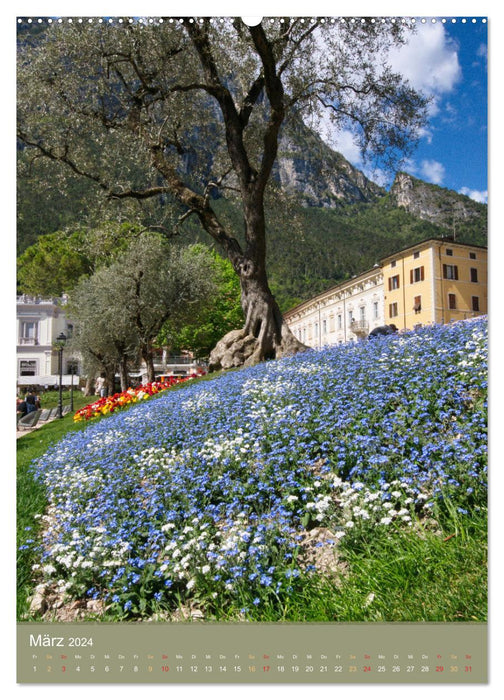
left=190, top=509, right=487, bottom=623
left=17, top=391, right=98, bottom=618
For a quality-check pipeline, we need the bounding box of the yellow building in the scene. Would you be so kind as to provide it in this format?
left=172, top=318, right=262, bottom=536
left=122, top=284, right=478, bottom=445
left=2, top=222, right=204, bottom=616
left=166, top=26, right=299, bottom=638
left=382, top=238, right=487, bottom=330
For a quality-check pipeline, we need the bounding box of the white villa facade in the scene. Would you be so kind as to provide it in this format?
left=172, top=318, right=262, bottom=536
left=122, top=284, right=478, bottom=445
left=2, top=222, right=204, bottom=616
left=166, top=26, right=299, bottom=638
left=284, top=265, right=384, bottom=347
left=16, top=295, right=79, bottom=388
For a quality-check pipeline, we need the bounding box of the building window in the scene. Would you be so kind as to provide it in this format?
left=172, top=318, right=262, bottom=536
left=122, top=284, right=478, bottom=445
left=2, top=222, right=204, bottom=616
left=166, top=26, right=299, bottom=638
left=410, top=266, right=425, bottom=283
left=443, top=264, right=459, bottom=280
left=359, top=306, right=366, bottom=321
left=472, top=296, right=480, bottom=312
left=448, top=293, right=457, bottom=310
left=19, top=359, right=38, bottom=376
left=373, top=301, right=379, bottom=319
left=413, top=296, right=422, bottom=314
left=20, top=321, right=38, bottom=345
left=470, top=267, right=478, bottom=283
left=322, top=319, right=327, bottom=335
left=470, top=252, right=477, bottom=260
left=389, top=275, right=400, bottom=290
left=337, top=314, right=342, bottom=330
left=446, top=248, right=453, bottom=256
left=389, top=302, right=398, bottom=318
left=391, top=260, right=396, bottom=268
left=413, top=251, right=420, bottom=259
left=348, top=310, right=354, bottom=325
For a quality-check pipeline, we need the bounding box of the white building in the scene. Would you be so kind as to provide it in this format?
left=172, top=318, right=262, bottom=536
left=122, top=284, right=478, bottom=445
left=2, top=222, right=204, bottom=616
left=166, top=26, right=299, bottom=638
left=283, top=265, right=384, bottom=347
left=16, top=295, right=204, bottom=390
left=16, top=295, right=79, bottom=389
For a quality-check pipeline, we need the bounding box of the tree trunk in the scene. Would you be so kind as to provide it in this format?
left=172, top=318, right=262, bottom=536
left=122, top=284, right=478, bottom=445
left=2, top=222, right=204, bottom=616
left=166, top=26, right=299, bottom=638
left=118, top=357, right=130, bottom=392
left=83, top=375, right=95, bottom=397
left=105, top=368, right=116, bottom=396
left=142, top=345, right=156, bottom=384
left=208, top=259, right=307, bottom=371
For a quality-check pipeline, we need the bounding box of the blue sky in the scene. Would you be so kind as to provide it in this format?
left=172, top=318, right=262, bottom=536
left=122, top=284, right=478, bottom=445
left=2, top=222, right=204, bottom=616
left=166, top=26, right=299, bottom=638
left=11, top=6, right=488, bottom=204
left=393, top=18, right=488, bottom=202
left=326, top=17, right=488, bottom=202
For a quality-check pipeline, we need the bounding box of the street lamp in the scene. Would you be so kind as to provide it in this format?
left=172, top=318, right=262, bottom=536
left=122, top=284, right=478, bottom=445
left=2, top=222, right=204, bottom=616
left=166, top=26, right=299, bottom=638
left=69, top=361, right=75, bottom=412
left=55, top=332, right=67, bottom=418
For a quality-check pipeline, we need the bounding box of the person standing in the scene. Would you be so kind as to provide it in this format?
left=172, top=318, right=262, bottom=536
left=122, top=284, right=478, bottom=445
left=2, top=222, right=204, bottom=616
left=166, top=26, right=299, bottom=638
left=95, top=374, right=107, bottom=398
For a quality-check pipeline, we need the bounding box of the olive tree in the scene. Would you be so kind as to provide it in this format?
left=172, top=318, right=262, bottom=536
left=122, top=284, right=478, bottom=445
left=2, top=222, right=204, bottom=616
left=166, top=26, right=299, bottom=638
left=68, top=235, right=217, bottom=386
left=17, top=17, right=428, bottom=369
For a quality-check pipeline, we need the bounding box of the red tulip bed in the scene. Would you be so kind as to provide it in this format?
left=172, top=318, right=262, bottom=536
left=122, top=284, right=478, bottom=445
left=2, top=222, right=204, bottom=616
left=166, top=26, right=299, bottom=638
left=73, top=374, right=205, bottom=422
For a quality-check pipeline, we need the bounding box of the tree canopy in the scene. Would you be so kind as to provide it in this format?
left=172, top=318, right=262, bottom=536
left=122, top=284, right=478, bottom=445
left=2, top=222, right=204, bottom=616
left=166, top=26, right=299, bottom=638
left=17, top=17, right=428, bottom=368
left=67, top=235, right=217, bottom=387
left=160, top=248, right=244, bottom=357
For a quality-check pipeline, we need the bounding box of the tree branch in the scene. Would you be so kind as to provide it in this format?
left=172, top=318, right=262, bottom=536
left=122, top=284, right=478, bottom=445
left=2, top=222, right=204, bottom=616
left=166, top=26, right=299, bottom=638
left=17, top=130, right=109, bottom=192
left=184, top=21, right=256, bottom=189
left=247, top=24, right=285, bottom=191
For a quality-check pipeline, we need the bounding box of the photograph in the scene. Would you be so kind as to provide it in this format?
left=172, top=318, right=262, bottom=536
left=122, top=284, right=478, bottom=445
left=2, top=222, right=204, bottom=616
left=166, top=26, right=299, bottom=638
left=15, top=11, right=489, bottom=686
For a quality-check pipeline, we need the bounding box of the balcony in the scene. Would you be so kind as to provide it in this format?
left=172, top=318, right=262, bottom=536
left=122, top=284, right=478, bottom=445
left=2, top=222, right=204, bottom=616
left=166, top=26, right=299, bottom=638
left=350, top=320, right=369, bottom=338
left=19, top=337, right=39, bottom=345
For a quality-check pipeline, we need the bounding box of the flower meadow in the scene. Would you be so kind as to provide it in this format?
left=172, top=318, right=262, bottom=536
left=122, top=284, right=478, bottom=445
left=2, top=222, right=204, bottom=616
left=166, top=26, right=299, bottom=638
left=73, top=375, right=204, bottom=421
left=26, top=317, right=487, bottom=621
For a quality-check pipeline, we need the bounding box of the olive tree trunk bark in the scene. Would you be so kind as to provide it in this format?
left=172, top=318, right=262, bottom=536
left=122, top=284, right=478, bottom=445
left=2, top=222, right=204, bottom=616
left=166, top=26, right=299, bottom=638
left=208, top=257, right=307, bottom=371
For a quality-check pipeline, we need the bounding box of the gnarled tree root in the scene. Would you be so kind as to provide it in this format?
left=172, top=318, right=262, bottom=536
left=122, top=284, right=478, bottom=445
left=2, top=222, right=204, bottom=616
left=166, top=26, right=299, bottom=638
left=208, top=326, right=309, bottom=372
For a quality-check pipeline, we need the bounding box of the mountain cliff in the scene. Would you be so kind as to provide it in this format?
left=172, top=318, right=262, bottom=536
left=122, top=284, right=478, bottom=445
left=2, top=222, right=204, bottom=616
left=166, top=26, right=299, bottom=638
left=274, top=121, right=384, bottom=207
left=389, top=172, right=486, bottom=231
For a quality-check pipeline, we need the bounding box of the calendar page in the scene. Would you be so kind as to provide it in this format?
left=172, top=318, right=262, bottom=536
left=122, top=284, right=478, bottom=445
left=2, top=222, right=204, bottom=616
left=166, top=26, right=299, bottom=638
left=15, top=4, right=489, bottom=690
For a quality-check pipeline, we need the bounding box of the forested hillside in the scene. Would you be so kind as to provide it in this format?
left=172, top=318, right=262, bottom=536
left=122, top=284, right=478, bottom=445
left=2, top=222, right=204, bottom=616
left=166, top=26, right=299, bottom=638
left=17, top=137, right=487, bottom=313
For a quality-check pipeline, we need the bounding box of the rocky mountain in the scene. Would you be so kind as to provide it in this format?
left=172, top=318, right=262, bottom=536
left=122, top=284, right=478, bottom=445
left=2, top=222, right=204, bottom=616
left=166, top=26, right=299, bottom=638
left=389, top=171, right=486, bottom=231
left=274, top=121, right=384, bottom=207
left=17, top=115, right=487, bottom=314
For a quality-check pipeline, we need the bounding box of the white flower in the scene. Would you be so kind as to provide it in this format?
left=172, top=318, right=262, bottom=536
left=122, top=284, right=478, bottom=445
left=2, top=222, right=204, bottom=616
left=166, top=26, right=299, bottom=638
left=186, top=578, right=196, bottom=590
left=380, top=516, right=393, bottom=525
left=201, top=565, right=211, bottom=574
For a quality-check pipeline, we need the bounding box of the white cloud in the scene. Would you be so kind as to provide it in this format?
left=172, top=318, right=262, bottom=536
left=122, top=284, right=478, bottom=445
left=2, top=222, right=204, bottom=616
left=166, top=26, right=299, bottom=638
left=418, top=126, right=433, bottom=144
left=459, top=187, right=488, bottom=204
left=362, top=166, right=390, bottom=189
left=420, top=159, right=445, bottom=185
left=388, top=22, right=462, bottom=117
left=389, top=23, right=461, bottom=96
left=476, top=43, right=488, bottom=60
left=330, top=128, right=363, bottom=166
